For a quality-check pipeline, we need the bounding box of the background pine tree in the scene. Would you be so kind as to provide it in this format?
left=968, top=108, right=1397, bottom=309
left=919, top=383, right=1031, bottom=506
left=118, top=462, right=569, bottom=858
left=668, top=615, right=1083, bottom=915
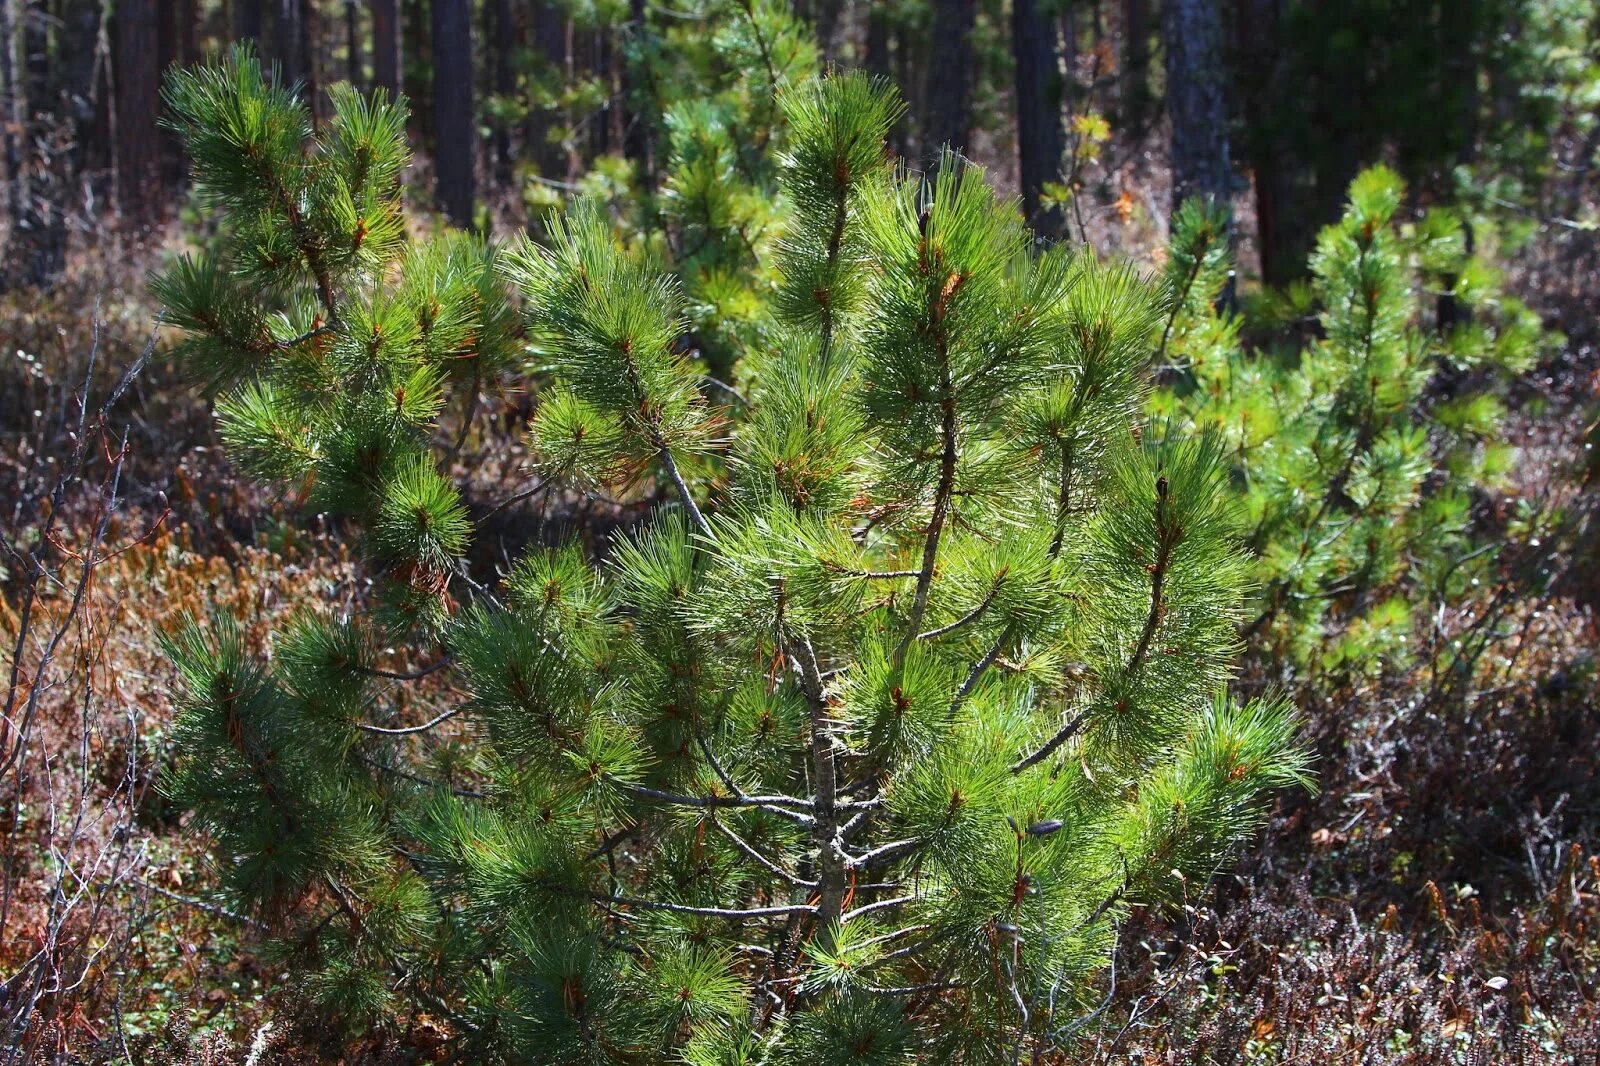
left=1151, top=172, right=1548, bottom=680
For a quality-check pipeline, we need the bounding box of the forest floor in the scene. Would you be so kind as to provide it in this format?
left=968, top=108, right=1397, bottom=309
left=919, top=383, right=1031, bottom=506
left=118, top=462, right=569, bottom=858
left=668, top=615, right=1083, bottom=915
left=2, top=152, right=1598, bottom=1063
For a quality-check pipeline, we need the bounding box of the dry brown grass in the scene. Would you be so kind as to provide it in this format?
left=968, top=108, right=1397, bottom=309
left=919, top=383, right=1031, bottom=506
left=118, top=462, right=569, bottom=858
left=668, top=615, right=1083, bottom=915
left=1, top=511, right=364, bottom=1060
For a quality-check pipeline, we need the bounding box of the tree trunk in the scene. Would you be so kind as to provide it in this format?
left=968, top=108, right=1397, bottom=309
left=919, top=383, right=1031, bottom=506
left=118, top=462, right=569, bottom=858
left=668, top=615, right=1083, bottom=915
left=370, top=0, right=399, bottom=97
left=527, top=2, right=567, bottom=180
left=234, top=0, right=263, bottom=44
left=488, top=0, right=515, bottom=182
left=114, top=0, right=162, bottom=225
left=604, top=24, right=623, bottom=156
left=274, top=0, right=303, bottom=85
left=22, top=0, right=46, bottom=102
left=589, top=27, right=610, bottom=157
left=156, top=0, right=182, bottom=187
left=16, top=0, right=68, bottom=284
left=1163, top=0, right=1231, bottom=212
left=344, top=0, right=362, bottom=84
left=1123, top=0, right=1149, bottom=129
left=892, top=13, right=913, bottom=160
left=923, top=0, right=976, bottom=159
left=622, top=0, right=654, bottom=189
left=864, top=2, right=889, bottom=79
left=431, top=0, right=474, bottom=227
left=1061, top=3, right=1077, bottom=108
left=1014, top=0, right=1065, bottom=239
left=180, top=0, right=199, bottom=65
left=1, top=0, right=30, bottom=278
left=1234, top=0, right=1294, bottom=284
left=305, top=0, right=324, bottom=120
left=404, top=0, right=428, bottom=139
left=813, top=0, right=841, bottom=64
left=272, top=0, right=321, bottom=119
left=157, top=0, right=176, bottom=83
left=59, top=0, right=103, bottom=180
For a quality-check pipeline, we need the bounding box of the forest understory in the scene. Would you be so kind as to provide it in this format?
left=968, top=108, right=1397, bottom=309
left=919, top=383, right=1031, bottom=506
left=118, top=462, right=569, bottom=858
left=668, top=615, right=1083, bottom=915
left=2, top=2, right=1599, bottom=1064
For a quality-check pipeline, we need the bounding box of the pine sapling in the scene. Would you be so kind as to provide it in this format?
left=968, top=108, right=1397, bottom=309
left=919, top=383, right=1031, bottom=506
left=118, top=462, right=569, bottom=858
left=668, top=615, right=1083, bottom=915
left=156, top=55, right=1310, bottom=1061
left=1153, top=169, right=1544, bottom=678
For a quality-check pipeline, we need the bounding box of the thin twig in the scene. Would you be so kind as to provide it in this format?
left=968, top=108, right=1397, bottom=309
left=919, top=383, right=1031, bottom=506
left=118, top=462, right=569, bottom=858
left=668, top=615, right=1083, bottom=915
left=354, top=703, right=468, bottom=736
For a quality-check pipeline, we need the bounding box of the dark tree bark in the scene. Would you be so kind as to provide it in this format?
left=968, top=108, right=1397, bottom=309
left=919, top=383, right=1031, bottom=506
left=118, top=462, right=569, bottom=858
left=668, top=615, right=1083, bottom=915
left=1234, top=0, right=1294, bottom=284
left=271, top=0, right=321, bottom=122
left=864, top=2, right=890, bottom=79
left=156, top=0, right=176, bottom=82
left=527, top=2, right=568, bottom=180
left=1122, top=0, right=1149, bottom=129
left=892, top=12, right=913, bottom=160
left=158, top=1, right=194, bottom=187
left=301, top=0, right=323, bottom=121
left=865, top=1, right=904, bottom=158
left=603, top=24, right=623, bottom=156
left=4, top=0, right=84, bottom=286
left=1, top=0, right=31, bottom=273
left=274, top=0, right=304, bottom=85
left=370, top=0, right=399, bottom=97
left=431, top=0, right=474, bottom=227
left=345, top=0, right=362, bottom=84
left=813, top=0, right=841, bottom=64
left=22, top=0, right=46, bottom=102
left=1013, top=0, right=1065, bottom=239
left=234, top=0, right=263, bottom=44
left=179, top=0, right=199, bottom=65
left=114, top=0, right=162, bottom=225
left=1061, top=3, right=1077, bottom=104
left=60, top=0, right=104, bottom=178
left=588, top=26, right=611, bottom=157
left=923, top=0, right=976, bottom=158
left=487, top=0, right=515, bottom=181
left=403, top=0, right=428, bottom=139
left=622, top=0, right=654, bottom=189
left=1162, top=0, right=1231, bottom=211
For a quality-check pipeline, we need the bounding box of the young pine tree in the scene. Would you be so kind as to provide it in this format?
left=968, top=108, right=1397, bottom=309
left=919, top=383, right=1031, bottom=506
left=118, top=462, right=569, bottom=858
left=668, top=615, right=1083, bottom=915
left=155, top=52, right=1309, bottom=1062
left=1151, top=169, right=1545, bottom=679
left=647, top=0, right=819, bottom=379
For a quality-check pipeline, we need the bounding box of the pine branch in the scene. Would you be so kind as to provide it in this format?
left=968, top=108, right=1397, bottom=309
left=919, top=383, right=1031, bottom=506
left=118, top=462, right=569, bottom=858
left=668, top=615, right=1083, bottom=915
left=618, top=337, right=713, bottom=540
left=615, top=779, right=815, bottom=826
left=918, top=580, right=1002, bottom=641
left=822, top=563, right=921, bottom=580
left=659, top=441, right=712, bottom=540
left=354, top=751, right=484, bottom=799
left=1155, top=231, right=1210, bottom=368
left=1048, top=441, right=1077, bottom=558
left=867, top=980, right=966, bottom=996
left=735, top=0, right=780, bottom=158
left=480, top=476, right=555, bottom=518
left=355, top=703, right=466, bottom=735
left=840, top=894, right=916, bottom=923
left=581, top=888, right=817, bottom=920
left=1126, top=475, right=1176, bottom=678
left=793, top=634, right=848, bottom=931
left=845, top=838, right=922, bottom=869
left=710, top=816, right=816, bottom=888
left=949, top=623, right=1014, bottom=717
left=276, top=323, right=338, bottom=349
left=1009, top=707, right=1091, bottom=775
left=896, top=323, right=960, bottom=664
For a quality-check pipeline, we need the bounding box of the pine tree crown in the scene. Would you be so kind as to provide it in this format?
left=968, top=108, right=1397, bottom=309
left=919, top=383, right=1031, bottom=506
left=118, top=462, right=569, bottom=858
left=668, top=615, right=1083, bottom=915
left=154, top=52, right=1310, bottom=1061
